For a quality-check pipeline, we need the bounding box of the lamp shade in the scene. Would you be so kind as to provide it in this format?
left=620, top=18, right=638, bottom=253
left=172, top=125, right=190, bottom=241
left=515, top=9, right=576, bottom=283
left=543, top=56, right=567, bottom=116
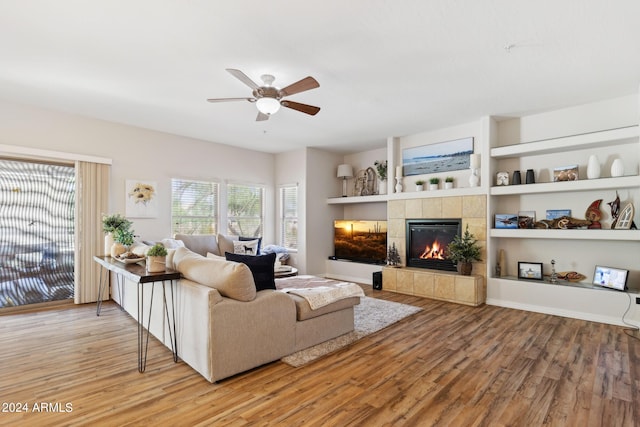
left=337, top=164, right=353, bottom=178
left=256, top=97, right=281, bottom=115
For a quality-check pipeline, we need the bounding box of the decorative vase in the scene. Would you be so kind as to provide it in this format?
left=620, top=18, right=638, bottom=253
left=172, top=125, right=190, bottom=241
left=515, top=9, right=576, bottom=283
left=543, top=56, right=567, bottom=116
left=146, top=256, right=166, bottom=273
left=525, top=169, right=535, bottom=184
left=611, top=158, right=624, bottom=177
left=111, top=242, right=126, bottom=258
left=395, top=176, right=403, bottom=193
left=104, top=233, right=114, bottom=256
left=587, top=155, right=601, bottom=179
left=415, top=184, right=423, bottom=191
left=512, top=170, right=521, bottom=185
left=457, top=262, right=472, bottom=276
left=378, top=179, right=387, bottom=195
left=429, top=184, right=438, bottom=191
left=444, top=181, right=453, bottom=189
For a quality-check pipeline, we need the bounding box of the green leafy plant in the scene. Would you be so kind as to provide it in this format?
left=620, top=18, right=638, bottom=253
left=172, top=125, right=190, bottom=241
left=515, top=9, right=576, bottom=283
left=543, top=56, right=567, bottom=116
left=445, top=176, right=454, bottom=183
left=102, top=213, right=132, bottom=234
left=113, top=228, right=135, bottom=246
left=429, top=177, right=440, bottom=185
left=415, top=180, right=425, bottom=185
left=374, top=160, right=388, bottom=181
left=446, top=225, right=482, bottom=263
left=147, top=243, right=168, bottom=257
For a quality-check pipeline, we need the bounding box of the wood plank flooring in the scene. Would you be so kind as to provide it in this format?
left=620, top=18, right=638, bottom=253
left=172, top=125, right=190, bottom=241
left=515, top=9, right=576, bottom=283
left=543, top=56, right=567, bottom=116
left=1, top=286, right=639, bottom=426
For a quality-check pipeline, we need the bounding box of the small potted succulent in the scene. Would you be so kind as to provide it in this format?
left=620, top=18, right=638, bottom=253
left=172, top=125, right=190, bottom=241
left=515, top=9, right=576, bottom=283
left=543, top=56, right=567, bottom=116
left=446, top=225, right=482, bottom=276
left=444, top=176, right=454, bottom=189
left=429, top=177, right=440, bottom=190
left=146, top=243, right=168, bottom=272
left=415, top=180, right=425, bottom=191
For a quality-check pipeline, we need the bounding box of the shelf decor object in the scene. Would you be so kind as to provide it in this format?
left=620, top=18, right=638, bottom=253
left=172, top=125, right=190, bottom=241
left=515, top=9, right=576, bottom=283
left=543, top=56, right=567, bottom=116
left=337, top=164, right=353, bottom=197
left=587, top=154, right=601, bottom=179
left=512, top=170, right=521, bottom=185
left=469, top=153, right=480, bottom=187
left=395, top=166, right=403, bottom=193
left=525, top=169, right=535, bottom=184
left=611, top=158, right=624, bottom=177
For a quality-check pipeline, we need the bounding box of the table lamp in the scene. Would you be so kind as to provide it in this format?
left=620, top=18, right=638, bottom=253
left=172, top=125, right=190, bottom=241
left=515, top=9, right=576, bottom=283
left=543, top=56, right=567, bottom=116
left=337, top=164, right=353, bottom=197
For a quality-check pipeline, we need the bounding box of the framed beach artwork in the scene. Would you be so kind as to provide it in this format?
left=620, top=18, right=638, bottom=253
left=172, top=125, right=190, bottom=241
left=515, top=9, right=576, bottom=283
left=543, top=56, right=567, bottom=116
left=402, top=137, right=474, bottom=177
left=125, top=180, right=158, bottom=218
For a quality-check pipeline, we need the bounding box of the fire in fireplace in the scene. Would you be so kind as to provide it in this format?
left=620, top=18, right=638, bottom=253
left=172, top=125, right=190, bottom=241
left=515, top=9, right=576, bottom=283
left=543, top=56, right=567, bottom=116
left=406, top=219, right=462, bottom=271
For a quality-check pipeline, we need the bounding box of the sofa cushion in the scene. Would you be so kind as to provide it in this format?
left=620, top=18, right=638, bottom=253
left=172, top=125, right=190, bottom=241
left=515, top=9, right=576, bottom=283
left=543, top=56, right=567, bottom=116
left=173, top=247, right=256, bottom=301
left=175, top=234, right=220, bottom=256
left=239, top=236, right=262, bottom=254
left=218, top=234, right=263, bottom=255
left=232, top=239, right=260, bottom=255
left=225, top=252, right=276, bottom=292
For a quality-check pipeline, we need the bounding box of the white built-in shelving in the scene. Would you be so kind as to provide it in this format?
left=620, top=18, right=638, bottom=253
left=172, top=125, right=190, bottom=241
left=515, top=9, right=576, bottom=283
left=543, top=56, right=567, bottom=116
left=327, top=186, right=485, bottom=205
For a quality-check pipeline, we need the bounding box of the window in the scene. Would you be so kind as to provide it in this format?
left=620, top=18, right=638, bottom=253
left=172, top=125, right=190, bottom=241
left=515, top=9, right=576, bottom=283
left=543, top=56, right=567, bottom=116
left=171, top=179, right=219, bottom=235
left=280, top=185, right=298, bottom=250
left=227, top=183, right=264, bottom=238
left=0, top=158, right=75, bottom=308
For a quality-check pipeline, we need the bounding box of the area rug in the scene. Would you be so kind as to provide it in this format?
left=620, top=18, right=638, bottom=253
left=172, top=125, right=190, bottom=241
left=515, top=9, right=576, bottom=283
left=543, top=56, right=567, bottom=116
left=281, top=296, right=422, bottom=367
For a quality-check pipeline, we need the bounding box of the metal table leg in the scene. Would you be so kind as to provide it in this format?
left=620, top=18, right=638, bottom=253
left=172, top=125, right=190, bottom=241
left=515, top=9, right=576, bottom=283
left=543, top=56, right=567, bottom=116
left=162, top=280, right=179, bottom=363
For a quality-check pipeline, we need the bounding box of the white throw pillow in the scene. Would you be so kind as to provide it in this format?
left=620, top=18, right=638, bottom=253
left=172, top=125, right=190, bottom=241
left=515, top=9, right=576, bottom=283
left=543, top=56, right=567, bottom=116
left=232, top=239, right=259, bottom=255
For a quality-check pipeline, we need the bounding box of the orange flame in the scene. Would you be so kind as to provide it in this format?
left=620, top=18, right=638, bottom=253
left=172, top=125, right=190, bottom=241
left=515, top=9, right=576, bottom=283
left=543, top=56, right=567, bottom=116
left=419, top=239, right=445, bottom=260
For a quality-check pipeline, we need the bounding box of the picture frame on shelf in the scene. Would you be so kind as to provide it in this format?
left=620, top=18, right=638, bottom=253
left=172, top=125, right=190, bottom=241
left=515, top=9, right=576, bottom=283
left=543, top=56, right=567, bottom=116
left=546, top=209, right=571, bottom=220
left=553, top=165, right=578, bottom=182
left=495, top=214, right=518, bottom=229
left=518, top=262, right=543, bottom=281
left=518, top=211, right=536, bottom=229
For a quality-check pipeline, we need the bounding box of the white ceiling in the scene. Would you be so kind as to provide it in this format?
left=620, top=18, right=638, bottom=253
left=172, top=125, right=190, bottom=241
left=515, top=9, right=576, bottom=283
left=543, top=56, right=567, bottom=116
left=1, top=1, right=639, bottom=154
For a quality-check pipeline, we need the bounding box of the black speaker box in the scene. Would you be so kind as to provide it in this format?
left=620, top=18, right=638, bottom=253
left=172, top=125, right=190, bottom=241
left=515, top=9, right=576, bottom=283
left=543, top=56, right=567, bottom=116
left=372, top=271, right=382, bottom=290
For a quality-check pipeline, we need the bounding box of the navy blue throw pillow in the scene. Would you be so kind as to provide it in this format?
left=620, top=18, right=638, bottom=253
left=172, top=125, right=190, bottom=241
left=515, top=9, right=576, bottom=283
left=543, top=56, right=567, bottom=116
left=225, top=252, right=276, bottom=291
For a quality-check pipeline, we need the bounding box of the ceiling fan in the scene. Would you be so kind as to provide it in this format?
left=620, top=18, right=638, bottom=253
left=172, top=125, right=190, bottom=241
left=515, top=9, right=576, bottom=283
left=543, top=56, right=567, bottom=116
left=207, top=68, right=321, bottom=121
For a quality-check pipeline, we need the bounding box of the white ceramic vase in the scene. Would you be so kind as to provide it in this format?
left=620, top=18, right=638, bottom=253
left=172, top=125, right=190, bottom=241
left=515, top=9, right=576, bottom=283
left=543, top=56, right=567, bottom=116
left=429, top=184, right=438, bottom=191
left=415, top=184, right=424, bottom=191
left=611, top=159, right=624, bottom=177
left=111, top=242, right=126, bottom=258
left=378, top=179, right=387, bottom=195
left=586, top=155, right=600, bottom=179
left=444, top=181, right=453, bottom=189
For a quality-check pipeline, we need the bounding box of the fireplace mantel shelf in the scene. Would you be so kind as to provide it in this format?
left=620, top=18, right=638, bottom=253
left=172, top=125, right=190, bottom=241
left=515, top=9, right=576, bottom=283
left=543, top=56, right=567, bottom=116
left=327, top=186, right=485, bottom=204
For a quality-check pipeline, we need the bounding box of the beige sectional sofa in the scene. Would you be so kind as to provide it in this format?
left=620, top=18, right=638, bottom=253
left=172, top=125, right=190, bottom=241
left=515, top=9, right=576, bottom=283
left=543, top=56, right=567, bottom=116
left=111, top=234, right=360, bottom=382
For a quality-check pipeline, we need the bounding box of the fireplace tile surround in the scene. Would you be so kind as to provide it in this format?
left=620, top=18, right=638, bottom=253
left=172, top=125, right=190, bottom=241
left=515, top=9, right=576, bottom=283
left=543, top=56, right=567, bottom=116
left=385, top=194, right=487, bottom=304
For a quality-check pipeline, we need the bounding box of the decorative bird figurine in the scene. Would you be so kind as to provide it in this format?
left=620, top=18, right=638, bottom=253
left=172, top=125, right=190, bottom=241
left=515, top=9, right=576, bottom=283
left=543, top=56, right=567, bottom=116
left=585, top=199, right=602, bottom=229
left=608, top=192, right=620, bottom=228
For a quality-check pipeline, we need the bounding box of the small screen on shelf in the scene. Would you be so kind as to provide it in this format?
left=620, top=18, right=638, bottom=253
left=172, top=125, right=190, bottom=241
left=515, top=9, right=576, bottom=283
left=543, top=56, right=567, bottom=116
left=592, top=265, right=628, bottom=291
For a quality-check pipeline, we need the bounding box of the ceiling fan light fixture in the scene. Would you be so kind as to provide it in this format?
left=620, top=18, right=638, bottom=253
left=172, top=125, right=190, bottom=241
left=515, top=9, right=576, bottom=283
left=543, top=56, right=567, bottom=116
left=256, top=97, right=281, bottom=115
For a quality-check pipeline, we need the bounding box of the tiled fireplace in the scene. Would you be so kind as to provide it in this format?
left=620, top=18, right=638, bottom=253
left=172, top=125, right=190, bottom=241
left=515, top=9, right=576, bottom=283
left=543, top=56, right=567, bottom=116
left=383, top=194, right=487, bottom=306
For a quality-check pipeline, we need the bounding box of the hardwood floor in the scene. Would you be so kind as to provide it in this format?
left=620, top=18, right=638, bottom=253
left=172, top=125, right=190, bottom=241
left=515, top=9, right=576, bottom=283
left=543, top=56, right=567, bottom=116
left=1, top=287, right=639, bottom=426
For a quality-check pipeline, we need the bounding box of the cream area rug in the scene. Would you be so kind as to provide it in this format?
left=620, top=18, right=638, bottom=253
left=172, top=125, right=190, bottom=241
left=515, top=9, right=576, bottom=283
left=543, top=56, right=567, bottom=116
left=281, top=296, right=422, bottom=367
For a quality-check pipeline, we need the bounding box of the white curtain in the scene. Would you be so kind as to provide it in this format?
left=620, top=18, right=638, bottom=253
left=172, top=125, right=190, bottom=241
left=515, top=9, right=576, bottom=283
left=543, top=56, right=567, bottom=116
left=74, top=161, right=110, bottom=304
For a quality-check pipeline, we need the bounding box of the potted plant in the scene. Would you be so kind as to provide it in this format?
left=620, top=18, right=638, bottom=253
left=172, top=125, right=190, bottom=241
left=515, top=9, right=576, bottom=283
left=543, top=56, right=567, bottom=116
left=415, top=180, right=425, bottom=191
left=102, top=213, right=132, bottom=255
left=374, top=160, right=388, bottom=195
left=111, top=228, right=135, bottom=258
left=446, top=225, right=482, bottom=276
left=429, top=177, right=440, bottom=190
left=444, top=176, right=454, bottom=189
left=146, top=243, right=168, bottom=272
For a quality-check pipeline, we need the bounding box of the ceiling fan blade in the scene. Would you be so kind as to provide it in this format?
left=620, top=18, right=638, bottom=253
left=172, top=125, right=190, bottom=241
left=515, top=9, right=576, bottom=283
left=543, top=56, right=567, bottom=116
left=281, top=100, right=321, bottom=116
left=207, top=97, right=255, bottom=103
left=226, top=68, right=260, bottom=90
left=279, top=76, right=319, bottom=97
left=256, top=111, right=270, bottom=121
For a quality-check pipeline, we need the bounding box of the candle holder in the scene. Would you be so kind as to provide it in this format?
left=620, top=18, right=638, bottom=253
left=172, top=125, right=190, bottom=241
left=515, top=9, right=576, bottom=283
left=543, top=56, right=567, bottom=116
left=395, top=176, right=403, bottom=193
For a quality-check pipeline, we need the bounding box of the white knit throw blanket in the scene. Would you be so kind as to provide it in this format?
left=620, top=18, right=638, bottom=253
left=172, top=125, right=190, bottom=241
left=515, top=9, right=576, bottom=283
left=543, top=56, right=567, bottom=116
left=276, top=275, right=365, bottom=310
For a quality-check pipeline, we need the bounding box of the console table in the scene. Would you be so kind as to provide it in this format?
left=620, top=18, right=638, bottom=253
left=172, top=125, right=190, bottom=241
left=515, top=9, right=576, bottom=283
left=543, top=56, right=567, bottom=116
left=93, top=255, right=181, bottom=373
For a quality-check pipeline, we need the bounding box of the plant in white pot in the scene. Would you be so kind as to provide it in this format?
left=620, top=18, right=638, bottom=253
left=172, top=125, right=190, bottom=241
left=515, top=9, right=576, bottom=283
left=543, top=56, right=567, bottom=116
left=102, top=213, right=132, bottom=256
left=429, top=177, right=440, bottom=190
left=444, top=176, right=454, bottom=189
left=146, top=243, right=168, bottom=273
left=415, top=180, right=425, bottom=191
left=374, top=160, right=388, bottom=195
left=445, top=225, right=482, bottom=276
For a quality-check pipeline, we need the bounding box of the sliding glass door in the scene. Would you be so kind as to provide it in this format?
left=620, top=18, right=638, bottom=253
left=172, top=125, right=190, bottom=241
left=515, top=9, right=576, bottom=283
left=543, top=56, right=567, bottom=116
left=0, top=158, right=75, bottom=308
